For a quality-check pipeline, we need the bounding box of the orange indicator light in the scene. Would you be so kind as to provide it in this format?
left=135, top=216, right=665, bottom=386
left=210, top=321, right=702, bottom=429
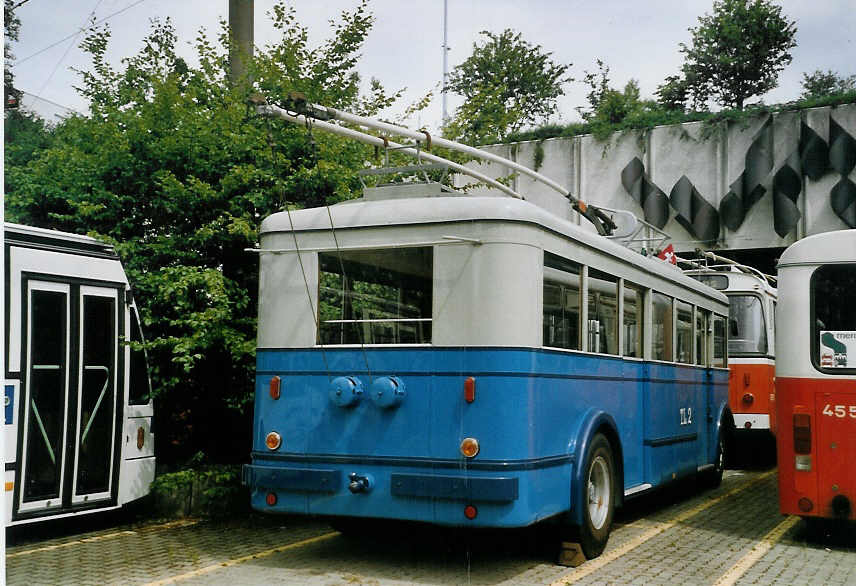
left=460, top=437, right=479, bottom=458
left=265, top=431, right=282, bottom=451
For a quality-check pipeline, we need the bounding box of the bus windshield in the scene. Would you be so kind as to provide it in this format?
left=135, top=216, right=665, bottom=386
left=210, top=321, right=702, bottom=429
left=727, top=294, right=767, bottom=355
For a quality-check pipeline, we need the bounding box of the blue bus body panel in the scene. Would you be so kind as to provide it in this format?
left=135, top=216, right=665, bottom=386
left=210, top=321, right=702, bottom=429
left=248, top=347, right=728, bottom=527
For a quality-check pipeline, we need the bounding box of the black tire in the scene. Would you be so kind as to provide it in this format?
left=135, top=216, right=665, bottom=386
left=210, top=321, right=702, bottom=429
left=578, top=433, right=615, bottom=559
left=701, top=428, right=726, bottom=489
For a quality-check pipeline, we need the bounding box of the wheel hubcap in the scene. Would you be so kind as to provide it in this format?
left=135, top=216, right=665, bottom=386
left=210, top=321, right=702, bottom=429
left=587, top=455, right=610, bottom=530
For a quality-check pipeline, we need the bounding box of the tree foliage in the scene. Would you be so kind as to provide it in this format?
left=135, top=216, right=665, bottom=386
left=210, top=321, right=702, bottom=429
left=800, top=69, right=856, bottom=100
left=443, top=29, right=571, bottom=145
left=4, top=0, right=22, bottom=108
left=4, top=0, right=407, bottom=466
left=678, top=0, right=797, bottom=110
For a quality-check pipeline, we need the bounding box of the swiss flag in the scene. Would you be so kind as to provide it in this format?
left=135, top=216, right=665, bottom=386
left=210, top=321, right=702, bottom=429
left=658, top=244, right=677, bottom=265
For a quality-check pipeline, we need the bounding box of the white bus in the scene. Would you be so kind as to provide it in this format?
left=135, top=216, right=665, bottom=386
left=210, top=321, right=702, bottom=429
left=4, top=223, right=155, bottom=525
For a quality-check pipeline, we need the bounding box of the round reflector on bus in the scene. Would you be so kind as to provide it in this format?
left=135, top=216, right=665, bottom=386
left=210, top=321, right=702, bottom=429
left=742, top=393, right=754, bottom=404
left=266, top=492, right=278, bottom=506
left=798, top=497, right=813, bottom=512
left=265, top=431, right=282, bottom=451
left=464, top=505, right=477, bottom=520
left=460, top=437, right=479, bottom=458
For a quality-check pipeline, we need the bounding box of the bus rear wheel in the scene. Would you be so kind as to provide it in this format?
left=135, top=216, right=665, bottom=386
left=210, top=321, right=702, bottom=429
left=578, top=433, right=615, bottom=559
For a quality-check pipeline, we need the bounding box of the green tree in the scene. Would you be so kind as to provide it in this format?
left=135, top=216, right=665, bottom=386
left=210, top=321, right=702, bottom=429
left=679, top=0, right=797, bottom=110
left=443, top=29, right=571, bottom=144
left=4, top=0, right=406, bottom=466
left=655, top=75, right=690, bottom=112
left=800, top=69, right=856, bottom=99
left=576, top=60, right=662, bottom=136
left=5, top=0, right=22, bottom=108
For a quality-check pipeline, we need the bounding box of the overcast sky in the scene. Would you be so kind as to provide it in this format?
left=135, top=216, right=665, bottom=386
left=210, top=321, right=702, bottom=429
left=8, top=0, right=855, bottom=130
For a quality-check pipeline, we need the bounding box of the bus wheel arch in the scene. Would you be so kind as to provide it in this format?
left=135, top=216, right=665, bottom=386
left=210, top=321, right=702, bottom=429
left=568, top=412, right=622, bottom=559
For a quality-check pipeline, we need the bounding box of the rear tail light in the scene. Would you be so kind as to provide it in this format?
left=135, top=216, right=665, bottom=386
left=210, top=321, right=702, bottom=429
left=464, top=505, right=478, bottom=520
left=793, top=413, right=811, bottom=455
left=798, top=497, right=813, bottom=512
left=464, top=377, right=475, bottom=403
left=266, top=492, right=278, bottom=506
left=269, top=376, right=281, bottom=400
left=742, top=393, right=754, bottom=404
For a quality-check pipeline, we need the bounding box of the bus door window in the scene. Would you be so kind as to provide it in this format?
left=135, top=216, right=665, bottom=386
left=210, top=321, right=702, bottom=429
left=623, top=282, right=644, bottom=358
left=712, top=314, right=727, bottom=368
left=587, top=269, right=618, bottom=355
left=652, top=292, right=673, bottom=361
left=543, top=253, right=581, bottom=350
left=74, top=291, right=117, bottom=498
left=812, top=264, right=856, bottom=371
left=317, top=247, right=433, bottom=345
left=696, top=309, right=710, bottom=366
left=727, top=295, right=767, bottom=356
left=23, top=287, right=69, bottom=504
left=128, top=306, right=152, bottom=405
left=676, top=301, right=693, bottom=364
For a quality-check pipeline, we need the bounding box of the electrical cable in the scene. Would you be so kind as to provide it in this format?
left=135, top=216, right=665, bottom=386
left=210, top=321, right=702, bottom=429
left=16, top=0, right=147, bottom=65
left=28, top=0, right=105, bottom=110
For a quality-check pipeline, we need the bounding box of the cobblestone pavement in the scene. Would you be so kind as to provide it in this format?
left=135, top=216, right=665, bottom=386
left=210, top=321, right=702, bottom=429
left=7, top=468, right=855, bottom=585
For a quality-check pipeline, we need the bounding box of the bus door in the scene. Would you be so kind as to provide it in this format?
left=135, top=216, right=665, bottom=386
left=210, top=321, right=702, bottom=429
left=18, top=281, right=121, bottom=517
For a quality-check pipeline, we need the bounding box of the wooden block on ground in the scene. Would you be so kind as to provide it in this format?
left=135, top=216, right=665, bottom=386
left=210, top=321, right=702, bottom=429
left=557, top=541, right=586, bottom=567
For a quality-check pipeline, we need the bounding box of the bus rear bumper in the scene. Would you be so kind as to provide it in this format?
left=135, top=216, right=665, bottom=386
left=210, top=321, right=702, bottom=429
left=242, top=459, right=567, bottom=528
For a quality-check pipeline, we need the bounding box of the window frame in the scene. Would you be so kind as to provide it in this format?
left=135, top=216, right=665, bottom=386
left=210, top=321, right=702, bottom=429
left=810, top=263, right=856, bottom=375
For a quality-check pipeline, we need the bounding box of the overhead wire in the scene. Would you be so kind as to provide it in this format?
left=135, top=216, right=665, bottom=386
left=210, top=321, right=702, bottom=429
left=16, top=0, right=148, bottom=65
left=28, top=0, right=105, bottom=110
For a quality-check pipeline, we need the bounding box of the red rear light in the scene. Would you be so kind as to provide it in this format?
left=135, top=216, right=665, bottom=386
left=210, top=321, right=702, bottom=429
left=793, top=413, right=811, bottom=455
left=464, top=377, right=475, bottom=403
left=270, top=376, right=281, bottom=400
left=266, top=492, right=277, bottom=506
left=464, top=505, right=477, bottom=520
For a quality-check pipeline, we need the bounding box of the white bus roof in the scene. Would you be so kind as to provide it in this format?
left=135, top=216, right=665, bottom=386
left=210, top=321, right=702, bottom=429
left=261, top=194, right=728, bottom=306
left=778, top=229, right=856, bottom=268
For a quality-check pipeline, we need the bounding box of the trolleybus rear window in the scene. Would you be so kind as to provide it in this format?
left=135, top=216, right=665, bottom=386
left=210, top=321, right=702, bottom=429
left=727, top=295, right=767, bottom=356
left=318, top=247, right=433, bottom=345
left=812, top=263, right=856, bottom=372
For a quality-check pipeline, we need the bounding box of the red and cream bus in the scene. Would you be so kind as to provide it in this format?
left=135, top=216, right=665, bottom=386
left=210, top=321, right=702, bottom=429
left=685, top=259, right=777, bottom=437
left=776, top=229, right=856, bottom=521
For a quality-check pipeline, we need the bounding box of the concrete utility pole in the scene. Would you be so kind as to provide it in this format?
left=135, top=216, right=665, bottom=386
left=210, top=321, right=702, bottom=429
left=229, top=0, right=254, bottom=84
left=442, top=0, right=449, bottom=125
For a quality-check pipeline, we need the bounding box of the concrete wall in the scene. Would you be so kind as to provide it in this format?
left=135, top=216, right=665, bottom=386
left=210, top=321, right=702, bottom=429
left=459, top=103, right=856, bottom=253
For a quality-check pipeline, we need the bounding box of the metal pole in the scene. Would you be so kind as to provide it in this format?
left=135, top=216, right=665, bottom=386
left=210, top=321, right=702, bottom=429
left=229, top=0, right=254, bottom=85
left=441, top=0, right=448, bottom=125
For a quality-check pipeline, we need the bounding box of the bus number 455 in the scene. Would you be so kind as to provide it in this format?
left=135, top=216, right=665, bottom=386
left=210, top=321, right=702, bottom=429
left=822, top=404, right=856, bottom=419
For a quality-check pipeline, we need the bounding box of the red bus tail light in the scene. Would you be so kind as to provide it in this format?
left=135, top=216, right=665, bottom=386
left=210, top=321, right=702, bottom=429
left=793, top=413, right=811, bottom=455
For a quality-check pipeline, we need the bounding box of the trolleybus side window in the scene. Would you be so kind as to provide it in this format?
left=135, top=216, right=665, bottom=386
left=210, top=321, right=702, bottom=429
left=652, top=292, right=673, bottom=361
left=712, top=313, right=727, bottom=367
left=587, top=269, right=618, bottom=355
left=318, top=247, right=433, bottom=345
left=543, top=253, right=581, bottom=350
left=727, top=294, right=767, bottom=356
left=676, top=300, right=693, bottom=364
left=811, top=263, right=856, bottom=371
left=128, top=308, right=152, bottom=405
left=623, top=282, right=644, bottom=358
left=695, top=308, right=710, bottom=366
